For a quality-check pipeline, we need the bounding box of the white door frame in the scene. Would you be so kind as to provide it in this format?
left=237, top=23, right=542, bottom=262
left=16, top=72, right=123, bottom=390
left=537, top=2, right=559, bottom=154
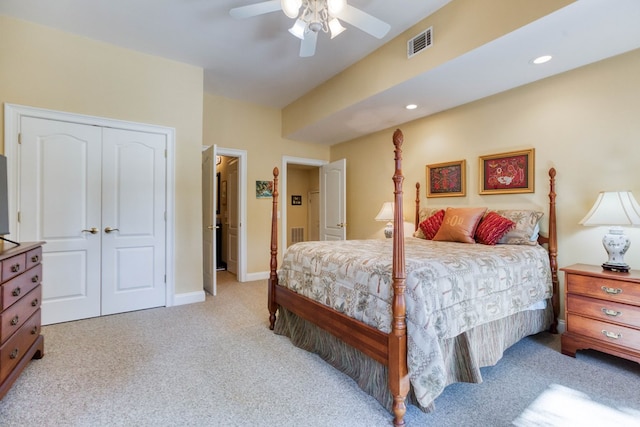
left=4, top=103, right=177, bottom=306
left=217, top=147, right=247, bottom=282
left=281, top=156, right=328, bottom=251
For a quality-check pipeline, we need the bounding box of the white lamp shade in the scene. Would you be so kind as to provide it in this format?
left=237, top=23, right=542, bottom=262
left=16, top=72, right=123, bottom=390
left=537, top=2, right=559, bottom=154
left=288, top=19, right=307, bottom=40
left=281, top=0, right=302, bottom=19
left=327, top=0, right=346, bottom=15
left=579, top=191, right=640, bottom=226
left=328, top=18, right=346, bottom=39
left=375, top=202, right=394, bottom=222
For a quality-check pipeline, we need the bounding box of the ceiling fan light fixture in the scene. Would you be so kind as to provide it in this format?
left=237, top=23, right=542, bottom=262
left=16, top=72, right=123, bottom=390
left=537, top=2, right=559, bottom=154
left=281, top=0, right=302, bottom=19
left=328, top=18, right=346, bottom=39
left=289, top=19, right=307, bottom=39
left=327, top=0, right=346, bottom=15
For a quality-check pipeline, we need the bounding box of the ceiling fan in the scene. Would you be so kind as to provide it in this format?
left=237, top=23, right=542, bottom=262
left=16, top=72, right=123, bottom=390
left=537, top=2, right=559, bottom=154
left=230, top=0, right=391, bottom=57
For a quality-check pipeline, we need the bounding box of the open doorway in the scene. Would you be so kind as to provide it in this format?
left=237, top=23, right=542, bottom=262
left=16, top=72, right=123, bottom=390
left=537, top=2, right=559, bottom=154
left=202, top=146, right=247, bottom=296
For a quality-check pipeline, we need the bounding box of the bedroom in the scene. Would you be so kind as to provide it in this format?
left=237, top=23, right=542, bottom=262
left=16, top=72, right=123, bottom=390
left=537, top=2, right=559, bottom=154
left=1, top=0, right=640, bottom=422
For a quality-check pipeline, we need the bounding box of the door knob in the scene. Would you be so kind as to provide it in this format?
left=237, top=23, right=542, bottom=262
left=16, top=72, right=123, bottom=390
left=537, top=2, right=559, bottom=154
left=337, top=223, right=347, bottom=228
left=207, top=225, right=214, bottom=230
left=82, top=227, right=99, bottom=234
left=104, top=227, right=120, bottom=233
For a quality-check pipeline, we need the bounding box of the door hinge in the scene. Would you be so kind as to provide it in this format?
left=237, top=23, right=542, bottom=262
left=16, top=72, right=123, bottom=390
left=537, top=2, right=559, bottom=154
left=17, top=211, right=20, bottom=222
left=18, top=133, right=22, bottom=144
left=164, top=275, right=166, bottom=283
left=164, top=149, right=167, bottom=158
left=164, top=211, right=167, bottom=221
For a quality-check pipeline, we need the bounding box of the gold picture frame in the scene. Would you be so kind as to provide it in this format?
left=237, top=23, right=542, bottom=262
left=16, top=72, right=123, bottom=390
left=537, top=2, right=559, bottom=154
left=426, top=160, right=466, bottom=198
left=479, top=149, right=534, bottom=194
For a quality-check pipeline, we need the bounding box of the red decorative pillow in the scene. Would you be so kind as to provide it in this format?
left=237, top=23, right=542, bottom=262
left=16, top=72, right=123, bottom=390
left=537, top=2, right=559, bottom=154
left=419, top=209, right=445, bottom=240
left=475, top=212, right=516, bottom=245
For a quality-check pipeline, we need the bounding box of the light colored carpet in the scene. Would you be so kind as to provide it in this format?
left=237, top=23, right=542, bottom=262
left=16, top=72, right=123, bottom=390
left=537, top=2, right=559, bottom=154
left=1, top=271, right=638, bottom=426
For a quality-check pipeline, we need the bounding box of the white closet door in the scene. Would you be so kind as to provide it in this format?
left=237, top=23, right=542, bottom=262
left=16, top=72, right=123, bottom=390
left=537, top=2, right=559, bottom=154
left=19, top=117, right=102, bottom=325
left=100, top=128, right=166, bottom=315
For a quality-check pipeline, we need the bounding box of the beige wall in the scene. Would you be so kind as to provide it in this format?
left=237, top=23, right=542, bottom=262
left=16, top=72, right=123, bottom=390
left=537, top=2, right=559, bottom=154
left=331, top=48, right=640, bottom=315
left=202, top=94, right=330, bottom=273
left=0, top=15, right=204, bottom=296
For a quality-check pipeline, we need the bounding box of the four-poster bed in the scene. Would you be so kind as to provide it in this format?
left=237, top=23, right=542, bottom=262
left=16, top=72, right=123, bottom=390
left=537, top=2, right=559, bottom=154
left=268, top=129, right=558, bottom=426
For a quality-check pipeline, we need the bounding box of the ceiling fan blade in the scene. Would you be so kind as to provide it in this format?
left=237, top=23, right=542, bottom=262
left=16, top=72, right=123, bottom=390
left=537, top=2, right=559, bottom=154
left=229, top=0, right=282, bottom=19
left=299, top=31, right=318, bottom=57
left=337, top=4, right=391, bottom=39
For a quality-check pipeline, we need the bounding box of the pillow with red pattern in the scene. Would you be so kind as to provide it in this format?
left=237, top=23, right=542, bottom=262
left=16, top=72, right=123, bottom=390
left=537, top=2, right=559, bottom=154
left=475, top=211, right=516, bottom=245
left=418, top=209, right=445, bottom=240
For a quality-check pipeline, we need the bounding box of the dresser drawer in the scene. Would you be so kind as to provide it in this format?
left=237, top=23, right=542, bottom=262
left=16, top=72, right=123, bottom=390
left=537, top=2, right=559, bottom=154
left=0, top=264, right=42, bottom=311
left=25, top=246, right=42, bottom=270
left=567, top=294, right=640, bottom=329
left=0, top=286, right=41, bottom=345
left=0, top=309, right=40, bottom=383
left=567, top=313, right=640, bottom=351
left=1, top=253, right=27, bottom=283
left=566, top=274, right=640, bottom=306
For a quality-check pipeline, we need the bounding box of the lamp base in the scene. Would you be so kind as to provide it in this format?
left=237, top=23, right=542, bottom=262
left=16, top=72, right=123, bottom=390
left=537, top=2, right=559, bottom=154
left=602, top=262, right=630, bottom=273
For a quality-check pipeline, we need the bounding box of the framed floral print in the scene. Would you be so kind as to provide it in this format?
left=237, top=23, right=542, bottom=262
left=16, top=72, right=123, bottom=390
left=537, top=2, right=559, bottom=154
left=426, top=160, right=466, bottom=198
left=479, top=149, right=534, bottom=194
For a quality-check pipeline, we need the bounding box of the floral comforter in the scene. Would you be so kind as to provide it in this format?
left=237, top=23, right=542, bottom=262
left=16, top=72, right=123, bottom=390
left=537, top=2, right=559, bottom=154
left=278, top=237, right=552, bottom=406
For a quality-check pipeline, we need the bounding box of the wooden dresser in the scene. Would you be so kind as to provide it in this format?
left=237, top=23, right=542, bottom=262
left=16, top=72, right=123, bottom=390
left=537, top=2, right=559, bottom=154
left=0, top=242, right=44, bottom=399
left=561, top=264, right=640, bottom=364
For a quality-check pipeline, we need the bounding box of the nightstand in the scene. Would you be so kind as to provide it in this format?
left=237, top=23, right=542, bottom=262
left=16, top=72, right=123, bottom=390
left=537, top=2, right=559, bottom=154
left=560, top=264, right=640, bottom=363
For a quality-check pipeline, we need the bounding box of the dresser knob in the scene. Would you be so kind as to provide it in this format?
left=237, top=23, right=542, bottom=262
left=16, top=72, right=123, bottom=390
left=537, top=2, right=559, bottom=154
left=31, top=326, right=38, bottom=335
left=9, top=348, right=19, bottom=359
left=602, top=330, right=622, bottom=340
left=12, top=287, right=21, bottom=297
left=11, top=264, right=20, bottom=273
left=31, top=274, right=39, bottom=283
left=10, top=315, right=19, bottom=326
left=31, top=298, right=39, bottom=307
left=601, top=308, right=622, bottom=317
left=31, top=255, right=39, bottom=263
left=601, top=286, right=622, bottom=295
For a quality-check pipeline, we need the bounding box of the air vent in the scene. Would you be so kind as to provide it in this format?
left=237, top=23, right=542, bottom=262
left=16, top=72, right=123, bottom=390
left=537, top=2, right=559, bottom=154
left=407, top=27, right=433, bottom=58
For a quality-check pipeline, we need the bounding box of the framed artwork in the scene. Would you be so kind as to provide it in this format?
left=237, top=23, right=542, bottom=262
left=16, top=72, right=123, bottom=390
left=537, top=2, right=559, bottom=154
left=255, top=180, right=273, bottom=198
left=221, top=180, right=227, bottom=206
left=426, top=160, right=466, bottom=198
left=291, top=195, right=302, bottom=206
left=479, top=149, right=534, bottom=194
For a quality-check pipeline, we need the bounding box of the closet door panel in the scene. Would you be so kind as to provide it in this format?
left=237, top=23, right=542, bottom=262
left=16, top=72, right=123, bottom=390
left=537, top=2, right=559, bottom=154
left=101, top=128, right=166, bottom=315
left=19, top=117, right=102, bottom=325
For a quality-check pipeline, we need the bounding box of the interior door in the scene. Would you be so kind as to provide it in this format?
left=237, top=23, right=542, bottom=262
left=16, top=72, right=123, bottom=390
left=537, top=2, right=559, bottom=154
left=100, top=127, right=167, bottom=315
left=320, top=159, right=346, bottom=241
left=201, top=146, right=216, bottom=295
left=18, top=117, right=102, bottom=324
left=226, top=159, right=238, bottom=274
left=308, top=190, right=320, bottom=241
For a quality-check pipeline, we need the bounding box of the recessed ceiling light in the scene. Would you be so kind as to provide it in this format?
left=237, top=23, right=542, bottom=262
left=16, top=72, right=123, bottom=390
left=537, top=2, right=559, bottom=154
left=405, top=104, right=418, bottom=110
left=532, top=55, right=552, bottom=65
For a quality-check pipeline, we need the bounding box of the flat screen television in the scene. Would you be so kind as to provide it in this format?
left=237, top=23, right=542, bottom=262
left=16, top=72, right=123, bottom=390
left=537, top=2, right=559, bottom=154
left=0, top=155, right=18, bottom=247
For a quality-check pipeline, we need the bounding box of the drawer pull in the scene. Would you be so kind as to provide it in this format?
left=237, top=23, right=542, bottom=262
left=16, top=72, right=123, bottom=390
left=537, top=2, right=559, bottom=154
left=9, top=348, right=19, bottom=359
left=601, top=308, right=622, bottom=317
left=10, top=315, right=19, bottom=326
left=601, top=286, right=622, bottom=295
left=31, top=326, right=38, bottom=335
left=31, top=274, right=39, bottom=283
left=10, top=264, right=21, bottom=273
left=31, top=254, right=39, bottom=263
left=602, top=330, right=622, bottom=340
left=12, top=287, right=21, bottom=297
left=31, top=298, right=39, bottom=307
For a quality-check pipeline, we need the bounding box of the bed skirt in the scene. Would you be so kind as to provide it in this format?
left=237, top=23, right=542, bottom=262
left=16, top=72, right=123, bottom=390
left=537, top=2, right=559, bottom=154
left=273, top=303, right=554, bottom=413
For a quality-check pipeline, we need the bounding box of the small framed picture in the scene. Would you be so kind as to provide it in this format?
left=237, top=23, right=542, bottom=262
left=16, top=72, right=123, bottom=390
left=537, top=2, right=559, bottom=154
left=255, top=180, right=273, bottom=198
left=291, top=195, right=302, bottom=206
left=479, top=149, right=534, bottom=194
left=426, top=160, right=466, bottom=198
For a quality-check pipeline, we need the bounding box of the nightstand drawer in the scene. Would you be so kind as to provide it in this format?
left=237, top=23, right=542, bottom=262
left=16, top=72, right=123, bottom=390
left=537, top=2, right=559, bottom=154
left=566, top=274, right=640, bottom=306
left=0, top=264, right=42, bottom=311
left=0, top=286, right=41, bottom=345
left=0, top=309, right=40, bottom=382
left=567, top=294, right=640, bottom=329
left=567, top=313, right=640, bottom=351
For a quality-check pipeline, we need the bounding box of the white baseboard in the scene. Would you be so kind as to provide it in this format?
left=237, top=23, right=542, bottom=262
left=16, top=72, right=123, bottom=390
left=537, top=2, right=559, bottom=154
left=245, top=271, right=269, bottom=282
left=173, top=290, right=206, bottom=306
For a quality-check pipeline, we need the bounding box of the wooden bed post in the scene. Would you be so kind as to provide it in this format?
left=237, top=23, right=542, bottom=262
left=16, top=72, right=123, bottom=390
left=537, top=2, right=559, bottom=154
left=414, top=182, right=420, bottom=232
left=268, top=167, right=279, bottom=330
left=547, top=168, right=559, bottom=334
left=390, top=129, right=409, bottom=427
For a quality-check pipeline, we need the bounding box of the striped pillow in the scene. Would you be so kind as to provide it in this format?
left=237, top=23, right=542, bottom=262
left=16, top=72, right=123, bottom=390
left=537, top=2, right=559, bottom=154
left=475, top=212, right=515, bottom=245
left=418, top=209, right=445, bottom=240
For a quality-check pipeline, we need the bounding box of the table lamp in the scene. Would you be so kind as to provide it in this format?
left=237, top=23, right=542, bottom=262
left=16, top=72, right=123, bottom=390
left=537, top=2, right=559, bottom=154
left=579, top=191, right=640, bottom=272
left=375, top=202, right=394, bottom=238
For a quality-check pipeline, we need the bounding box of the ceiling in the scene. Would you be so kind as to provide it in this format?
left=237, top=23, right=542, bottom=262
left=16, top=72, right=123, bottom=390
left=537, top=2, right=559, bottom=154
left=2, top=0, right=640, bottom=145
